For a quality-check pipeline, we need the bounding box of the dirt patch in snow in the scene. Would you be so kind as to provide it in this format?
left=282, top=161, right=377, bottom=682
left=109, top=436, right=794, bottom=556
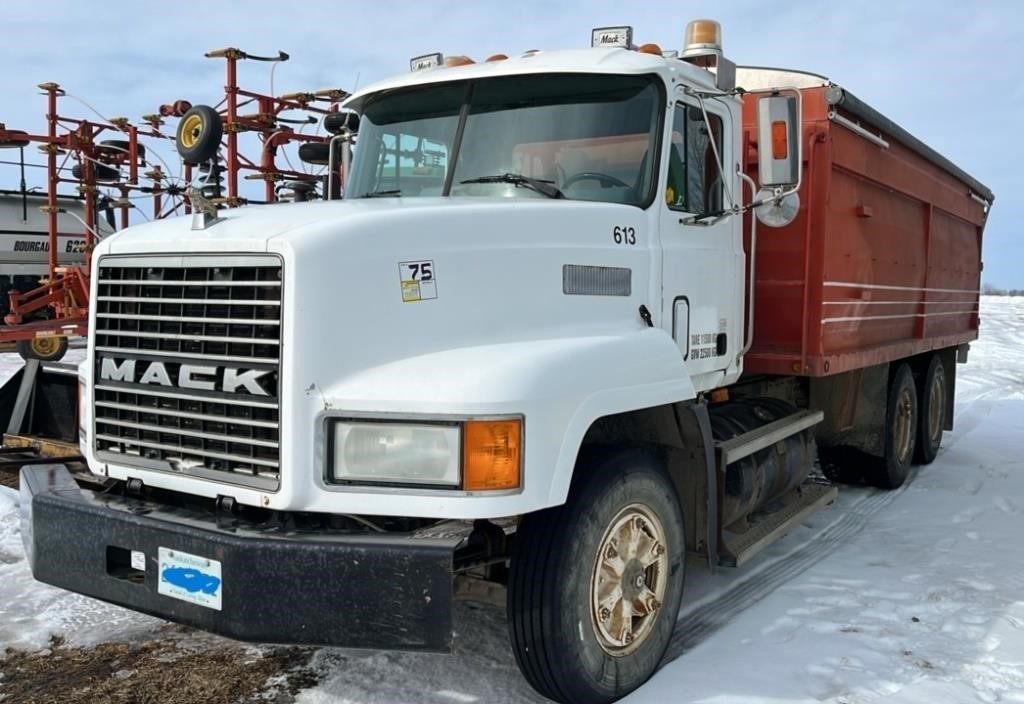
left=0, top=629, right=320, bottom=703
left=0, top=469, right=17, bottom=490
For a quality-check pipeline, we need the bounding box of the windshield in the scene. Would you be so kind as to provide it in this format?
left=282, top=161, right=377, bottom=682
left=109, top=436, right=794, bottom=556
left=346, top=74, right=662, bottom=207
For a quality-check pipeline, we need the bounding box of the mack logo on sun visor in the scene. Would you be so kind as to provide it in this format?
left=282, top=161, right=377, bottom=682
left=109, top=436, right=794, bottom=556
left=99, top=358, right=272, bottom=396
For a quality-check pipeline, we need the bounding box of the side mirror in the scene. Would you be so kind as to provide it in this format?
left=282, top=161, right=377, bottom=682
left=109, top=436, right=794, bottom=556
left=756, top=95, right=800, bottom=188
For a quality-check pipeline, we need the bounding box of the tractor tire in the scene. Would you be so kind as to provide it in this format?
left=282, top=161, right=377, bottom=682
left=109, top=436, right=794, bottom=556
left=176, top=105, right=222, bottom=165
left=914, top=354, right=947, bottom=465
left=507, top=448, right=685, bottom=704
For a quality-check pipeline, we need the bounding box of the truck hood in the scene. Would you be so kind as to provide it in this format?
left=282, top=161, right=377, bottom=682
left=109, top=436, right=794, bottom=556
left=93, top=194, right=662, bottom=386
left=97, top=197, right=621, bottom=255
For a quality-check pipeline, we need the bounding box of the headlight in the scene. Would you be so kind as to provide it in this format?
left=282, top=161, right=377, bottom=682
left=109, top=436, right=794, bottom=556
left=329, top=421, right=460, bottom=487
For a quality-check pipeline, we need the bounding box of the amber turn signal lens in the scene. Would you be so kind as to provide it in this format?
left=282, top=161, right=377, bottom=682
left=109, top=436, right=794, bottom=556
left=463, top=419, right=521, bottom=491
left=771, top=120, right=789, bottom=159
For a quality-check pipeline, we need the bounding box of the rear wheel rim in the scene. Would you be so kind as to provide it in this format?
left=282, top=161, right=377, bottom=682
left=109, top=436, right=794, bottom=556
left=590, top=503, right=668, bottom=657
left=894, top=385, right=915, bottom=464
left=927, top=371, right=945, bottom=448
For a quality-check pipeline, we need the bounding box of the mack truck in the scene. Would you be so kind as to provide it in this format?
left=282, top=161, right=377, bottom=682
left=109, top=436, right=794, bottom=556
left=19, top=20, right=991, bottom=704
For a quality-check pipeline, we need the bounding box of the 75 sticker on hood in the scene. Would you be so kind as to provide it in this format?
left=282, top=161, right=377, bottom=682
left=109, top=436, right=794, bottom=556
left=399, top=260, right=437, bottom=303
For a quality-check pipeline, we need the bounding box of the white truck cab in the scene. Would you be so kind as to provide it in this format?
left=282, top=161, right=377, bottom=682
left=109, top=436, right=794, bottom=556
left=79, top=36, right=763, bottom=521
left=23, top=21, right=814, bottom=704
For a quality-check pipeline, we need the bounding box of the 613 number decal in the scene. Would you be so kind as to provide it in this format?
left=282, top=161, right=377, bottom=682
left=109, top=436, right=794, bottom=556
left=613, top=226, right=636, bottom=245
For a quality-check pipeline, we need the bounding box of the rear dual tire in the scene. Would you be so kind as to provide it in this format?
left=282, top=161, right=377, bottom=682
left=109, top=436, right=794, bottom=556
left=914, top=355, right=946, bottom=465
left=826, top=356, right=946, bottom=490
left=508, top=449, right=685, bottom=704
left=869, top=362, right=918, bottom=489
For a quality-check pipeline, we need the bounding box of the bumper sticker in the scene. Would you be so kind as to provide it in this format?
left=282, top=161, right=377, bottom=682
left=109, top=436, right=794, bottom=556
left=158, top=547, right=223, bottom=610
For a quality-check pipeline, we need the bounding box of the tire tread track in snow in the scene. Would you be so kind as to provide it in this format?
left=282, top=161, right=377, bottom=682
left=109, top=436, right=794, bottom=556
left=661, top=470, right=918, bottom=663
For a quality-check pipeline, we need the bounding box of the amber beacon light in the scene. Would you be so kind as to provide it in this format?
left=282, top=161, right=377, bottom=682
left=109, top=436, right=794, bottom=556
left=683, top=19, right=723, bottom=54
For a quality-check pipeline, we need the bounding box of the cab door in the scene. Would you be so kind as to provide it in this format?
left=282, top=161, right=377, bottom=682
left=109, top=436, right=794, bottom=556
left=658, top=93, right=744, bottom=392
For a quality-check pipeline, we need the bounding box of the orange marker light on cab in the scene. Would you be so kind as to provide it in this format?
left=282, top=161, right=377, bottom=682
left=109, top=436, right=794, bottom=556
left=771, top=121, right=789, bottom=159
left=463, top=419, right=522, bottom=491
left=444, top=55, right=476, bottom=67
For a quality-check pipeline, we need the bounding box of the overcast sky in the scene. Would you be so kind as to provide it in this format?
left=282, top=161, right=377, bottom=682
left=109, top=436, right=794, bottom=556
left=2, top=0, right=1021, bottom=286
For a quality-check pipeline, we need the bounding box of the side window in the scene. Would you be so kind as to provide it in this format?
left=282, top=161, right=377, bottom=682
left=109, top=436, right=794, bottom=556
left=666, top=104, right=724, bottom=216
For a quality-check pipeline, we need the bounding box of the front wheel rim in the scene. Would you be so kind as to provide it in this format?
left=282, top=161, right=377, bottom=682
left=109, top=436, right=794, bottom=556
left=590, top=503, right=669, bottom=657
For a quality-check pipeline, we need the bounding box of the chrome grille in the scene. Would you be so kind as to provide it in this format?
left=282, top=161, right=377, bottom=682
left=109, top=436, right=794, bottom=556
left=93, top=255, right=282, bottom=491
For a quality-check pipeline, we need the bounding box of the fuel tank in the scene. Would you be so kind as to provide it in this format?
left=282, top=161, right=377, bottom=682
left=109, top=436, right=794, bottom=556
left=709, top=397, right=817, bottom=527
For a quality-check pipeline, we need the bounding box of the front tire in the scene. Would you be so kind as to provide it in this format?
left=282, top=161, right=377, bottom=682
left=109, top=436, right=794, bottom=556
left=507, top=449, right=685, bottom=704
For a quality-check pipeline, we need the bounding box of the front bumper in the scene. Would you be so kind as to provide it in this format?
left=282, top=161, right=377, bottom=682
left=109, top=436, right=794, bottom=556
left=20, top=465, right=459, bottom=652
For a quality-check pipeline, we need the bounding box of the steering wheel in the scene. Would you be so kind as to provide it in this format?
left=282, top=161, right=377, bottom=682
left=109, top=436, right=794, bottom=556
left=562, top=171, right=630, bottom=189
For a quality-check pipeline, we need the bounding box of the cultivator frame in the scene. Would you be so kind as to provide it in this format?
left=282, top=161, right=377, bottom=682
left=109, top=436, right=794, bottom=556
left=0, top=49, right=352, bottom=360
left=200, top=47, right=348, bottom=205
left=0, top=82, right=178, bottom=357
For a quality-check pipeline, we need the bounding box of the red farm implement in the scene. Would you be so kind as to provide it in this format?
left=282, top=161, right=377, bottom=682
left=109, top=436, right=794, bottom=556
left=0, top=82, right=177, bottom=360
left=166, top=47, right=353, bottom=207
left=0, top=50, right=356, bottom=362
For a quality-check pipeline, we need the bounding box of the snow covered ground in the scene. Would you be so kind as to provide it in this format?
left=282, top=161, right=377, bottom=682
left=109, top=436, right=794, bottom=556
left=1, top=296, right=1023, bottom=703
left=635, top=297, right=1024, bottom=703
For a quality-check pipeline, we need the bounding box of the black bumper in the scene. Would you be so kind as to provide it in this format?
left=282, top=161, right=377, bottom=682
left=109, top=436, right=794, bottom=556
left=20, top=465, right=459, bottom=652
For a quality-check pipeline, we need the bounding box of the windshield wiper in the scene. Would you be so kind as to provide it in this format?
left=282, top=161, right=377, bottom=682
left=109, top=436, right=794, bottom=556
left=459, top=173, right=564, bottom=199
left=358, top=189, right=401, bottom=198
